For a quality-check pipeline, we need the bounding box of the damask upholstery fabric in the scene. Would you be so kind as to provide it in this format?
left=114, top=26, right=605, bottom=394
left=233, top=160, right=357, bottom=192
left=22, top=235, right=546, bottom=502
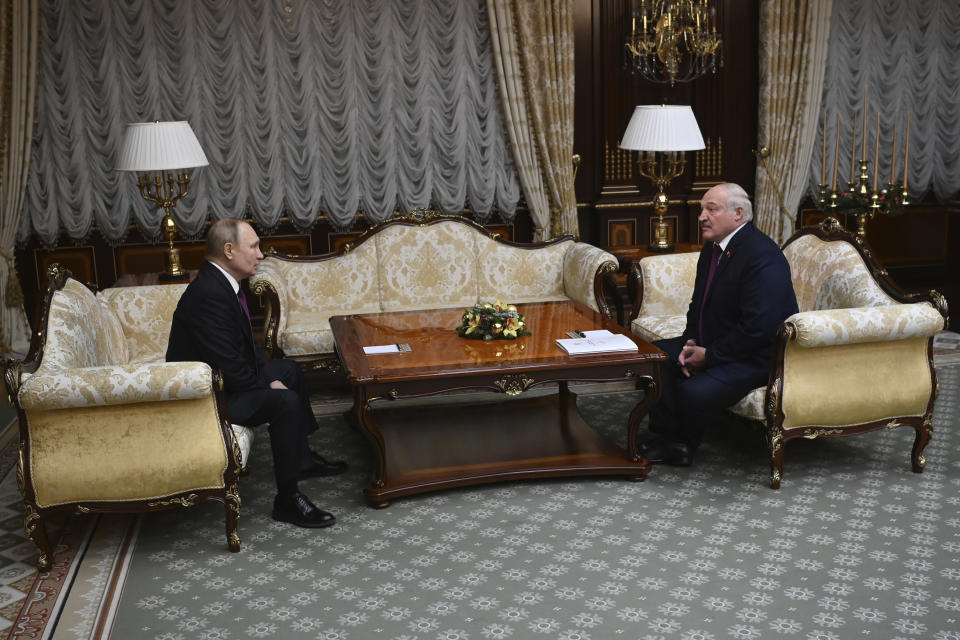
left=98, top=283, right=190, bottom=363
left=251, top=219, right=617, bottom=359
left=18, top=362, right=215, bottom=411
left=784, top=235, right=894, bottom=311
left=477, top=237, right=568, bottom=306
left=375, top=223, right=480, bottom=313
left=40, top=279, right=124, bottom=370
left=629, top=252, right=698, bottom=342
left=22, top=0, right=520, bottom=245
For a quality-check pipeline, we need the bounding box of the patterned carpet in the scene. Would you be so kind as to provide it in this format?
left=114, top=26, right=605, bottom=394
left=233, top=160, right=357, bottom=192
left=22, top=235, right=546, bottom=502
left=2, top=332, right=959, bottom=639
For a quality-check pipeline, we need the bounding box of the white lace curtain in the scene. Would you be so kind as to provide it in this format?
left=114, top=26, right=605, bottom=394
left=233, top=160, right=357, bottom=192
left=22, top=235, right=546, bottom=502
left=21, top=0, right=521, bottom=246
left=808, top=0, right=960, bottom=204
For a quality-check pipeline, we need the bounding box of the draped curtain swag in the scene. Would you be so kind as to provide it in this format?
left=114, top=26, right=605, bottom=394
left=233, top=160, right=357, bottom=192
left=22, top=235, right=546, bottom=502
left=486, top=0, right=578, bottom=241
left=0, top=0, right=38, bottom=357
left=808, top=0, right=960, bottom=208
left=754, top=0, right=832, bottom=245
left=22, top=0, right=521, bottom=246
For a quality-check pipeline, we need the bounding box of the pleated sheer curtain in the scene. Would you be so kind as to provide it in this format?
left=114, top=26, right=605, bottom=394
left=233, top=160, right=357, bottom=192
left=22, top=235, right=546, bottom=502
left=20, top=0, right=522, bottom=246
left=0, top=0, right=38, bottom=357
left=487, top=0, right=578, bottom=241
left=755, top=0, right=832, bottom=244
left=809, top=0, right=960, bottom=207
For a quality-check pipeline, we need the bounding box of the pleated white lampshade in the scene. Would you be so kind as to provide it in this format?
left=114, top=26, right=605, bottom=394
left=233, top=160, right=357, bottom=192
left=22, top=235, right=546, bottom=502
left=116, top=121, right=209, bottom=171
left=619, top=105, right=706, bottom=152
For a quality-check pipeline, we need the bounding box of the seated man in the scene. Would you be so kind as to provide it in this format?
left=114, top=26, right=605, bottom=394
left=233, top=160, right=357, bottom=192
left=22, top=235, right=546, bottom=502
left=167, top=218, right=347, bottom=528
left=642, top=183, right=798, bottom=465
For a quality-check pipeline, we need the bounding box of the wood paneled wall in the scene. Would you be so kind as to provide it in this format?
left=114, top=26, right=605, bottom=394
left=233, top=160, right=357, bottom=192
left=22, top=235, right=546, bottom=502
left=573, top=0, right=760, bottom=249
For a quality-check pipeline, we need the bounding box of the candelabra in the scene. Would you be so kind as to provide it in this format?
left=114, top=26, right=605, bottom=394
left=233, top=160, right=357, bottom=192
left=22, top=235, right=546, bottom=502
left=817, top=90, right=910, bottom=238
left=116, top=121, right=209, bottom=279
left=624, top=0, right=723, bottom=86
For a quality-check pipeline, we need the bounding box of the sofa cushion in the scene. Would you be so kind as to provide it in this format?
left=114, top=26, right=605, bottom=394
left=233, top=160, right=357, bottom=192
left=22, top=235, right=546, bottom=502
left=41, top=279, right=125, bottom=370
left=476, top=235, right=569, bottom=304
left=630, top=315, right=687, bottom=344
left=98, top=283, right=189, bottom=363
left=280, top=312, right=336, bottom=357
left=375, top=221, right=480, bottom=312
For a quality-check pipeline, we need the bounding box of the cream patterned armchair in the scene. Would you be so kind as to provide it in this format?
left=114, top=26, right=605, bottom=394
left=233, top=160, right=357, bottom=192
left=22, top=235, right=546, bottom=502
left=628, top=218, right=948, bottom=488
left=2, top=266, right=253, bottom=570
left=251, top=215, right=618, bottom=367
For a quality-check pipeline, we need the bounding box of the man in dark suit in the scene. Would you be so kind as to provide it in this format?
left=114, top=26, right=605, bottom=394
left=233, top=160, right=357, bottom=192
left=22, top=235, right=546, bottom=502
left=642, top=183, right=799, bottom=466
left=167, top=218, right=347, bottom=528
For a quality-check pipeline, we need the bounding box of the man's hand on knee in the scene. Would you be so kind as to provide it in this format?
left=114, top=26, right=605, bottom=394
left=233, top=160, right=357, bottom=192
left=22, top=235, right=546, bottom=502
left=269, top=380, right=289, bottom=390
left=678, top=340, right=706, bottom=377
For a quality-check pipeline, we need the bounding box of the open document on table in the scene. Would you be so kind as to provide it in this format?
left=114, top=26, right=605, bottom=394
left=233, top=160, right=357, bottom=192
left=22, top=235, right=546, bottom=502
left=555, top=329, right=639, bottom=355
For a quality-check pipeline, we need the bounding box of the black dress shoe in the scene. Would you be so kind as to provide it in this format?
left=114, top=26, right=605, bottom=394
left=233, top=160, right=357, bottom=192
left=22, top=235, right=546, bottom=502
left=272, top=491, right=336, bottom=528
left=640, top=437, right=694, bottom=466
left=300, top=452, right=348, bottom=479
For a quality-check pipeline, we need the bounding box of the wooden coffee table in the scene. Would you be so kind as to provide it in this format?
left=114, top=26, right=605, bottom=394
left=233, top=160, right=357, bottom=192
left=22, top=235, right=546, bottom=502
left=329, top=300, right=666, bottom=507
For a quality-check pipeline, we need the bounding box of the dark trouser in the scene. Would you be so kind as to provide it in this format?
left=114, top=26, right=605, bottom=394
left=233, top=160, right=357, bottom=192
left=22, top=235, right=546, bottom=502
left=648, top=336, right=768, bottom=450
left=226, top=358, right=318, bottom=494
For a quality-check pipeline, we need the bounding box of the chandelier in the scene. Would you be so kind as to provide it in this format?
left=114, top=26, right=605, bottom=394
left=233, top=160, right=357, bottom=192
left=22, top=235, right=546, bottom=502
left=625, top=0, right=723, bottom=86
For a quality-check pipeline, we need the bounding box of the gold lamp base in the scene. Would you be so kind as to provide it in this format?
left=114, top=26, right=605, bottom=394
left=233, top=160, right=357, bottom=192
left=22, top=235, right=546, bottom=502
left=158, top=208, right=189, bottom=281
left=647, top=190, right=674, bottom=252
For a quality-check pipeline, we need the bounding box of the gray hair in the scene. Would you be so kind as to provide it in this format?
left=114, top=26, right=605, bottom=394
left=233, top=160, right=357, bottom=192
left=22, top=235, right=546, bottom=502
left=205, top=218, right=243, bottom=258
left=718, top=183, right=753, bottom=222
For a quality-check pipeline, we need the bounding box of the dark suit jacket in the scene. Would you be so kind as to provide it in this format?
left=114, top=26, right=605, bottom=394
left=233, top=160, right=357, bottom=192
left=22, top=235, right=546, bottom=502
left=166, top=261, right=268, bottom=394
left=682, top=222, right=798, bottom=385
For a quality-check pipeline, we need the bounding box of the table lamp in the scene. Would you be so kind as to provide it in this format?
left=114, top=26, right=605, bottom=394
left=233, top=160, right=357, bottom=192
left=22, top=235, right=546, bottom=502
left=620, top=105, right=705, bottom=251
left=116, top=121, right=209, bottom=279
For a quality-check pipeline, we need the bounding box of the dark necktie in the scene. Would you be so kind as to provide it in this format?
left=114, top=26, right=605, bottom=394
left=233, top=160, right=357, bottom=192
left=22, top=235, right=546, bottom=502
left=698, top=243, right=723, bottom=346
left=237, top=288, right=253, bottom=336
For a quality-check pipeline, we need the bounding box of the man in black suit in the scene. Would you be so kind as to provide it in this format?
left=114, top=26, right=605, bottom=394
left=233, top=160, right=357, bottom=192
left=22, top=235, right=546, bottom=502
left=167, top=218, right=347, bottom=528
left=642, top=183, right=799, bottom=466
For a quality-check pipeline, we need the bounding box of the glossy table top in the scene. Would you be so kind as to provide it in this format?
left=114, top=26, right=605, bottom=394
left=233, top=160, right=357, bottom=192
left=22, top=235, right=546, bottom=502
left=330, top=301, right=665, bottom=383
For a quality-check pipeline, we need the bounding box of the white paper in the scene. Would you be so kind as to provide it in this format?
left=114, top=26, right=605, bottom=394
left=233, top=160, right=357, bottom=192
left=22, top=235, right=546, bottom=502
left=363, top=344, right=400, bottom=354
left=556, top=332, right=638, bottom=355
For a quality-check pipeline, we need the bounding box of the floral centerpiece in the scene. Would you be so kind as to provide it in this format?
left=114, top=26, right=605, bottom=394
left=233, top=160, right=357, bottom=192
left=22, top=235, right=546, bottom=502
left=456, top=301, right=530, bottom=340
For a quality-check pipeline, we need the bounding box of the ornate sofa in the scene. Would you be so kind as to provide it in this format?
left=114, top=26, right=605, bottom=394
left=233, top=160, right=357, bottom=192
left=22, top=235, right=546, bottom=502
left=628, top=218, right=948, bottom=488
left=2, top=266, right=254, bottom=570
left=250, top=215, right=619, bottom=366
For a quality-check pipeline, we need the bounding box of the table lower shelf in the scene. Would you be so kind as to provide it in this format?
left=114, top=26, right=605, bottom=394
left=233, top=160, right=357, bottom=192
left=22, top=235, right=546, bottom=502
left=360, top=393, right=650, bottom=507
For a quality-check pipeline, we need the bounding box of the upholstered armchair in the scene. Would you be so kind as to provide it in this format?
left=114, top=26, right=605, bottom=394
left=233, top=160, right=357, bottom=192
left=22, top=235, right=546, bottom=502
left=2, top=266, right=250, bottom=570
left=628, top=218, right=948, bottom=488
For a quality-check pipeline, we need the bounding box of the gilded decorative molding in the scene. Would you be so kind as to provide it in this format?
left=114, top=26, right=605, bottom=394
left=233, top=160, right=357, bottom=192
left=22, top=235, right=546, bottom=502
left=599, top=261, right=617, bottom=275
left=695, top=137, right=723, bottom=177
left=3, top=359, right=21, bottom=404
left=884, top=419, right=902, bottom=429
left=494, top=374, right=535, bottom=396
left=309, top=357, right=343, bottom=374
left=148, top=493, right=199, bottom=508
left=764, top=377, right=781, bottom=423
left=801, top=427, right=845, bottom=439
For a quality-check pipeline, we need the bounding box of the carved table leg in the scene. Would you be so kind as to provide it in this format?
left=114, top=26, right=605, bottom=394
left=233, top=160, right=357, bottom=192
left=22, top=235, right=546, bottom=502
left=626, top=375, right=658, bottom=476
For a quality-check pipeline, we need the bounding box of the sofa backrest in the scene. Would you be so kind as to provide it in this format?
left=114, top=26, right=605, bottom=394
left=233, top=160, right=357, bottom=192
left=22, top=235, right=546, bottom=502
left=476, top=233, right=571, bottom=305
left=38, top=279, right=128, bottom=371
left=784, top=234, right=896, bottom=312
left=97, top=283, right=189, bottom=363
left=375, top=221, right=482, bottom=312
